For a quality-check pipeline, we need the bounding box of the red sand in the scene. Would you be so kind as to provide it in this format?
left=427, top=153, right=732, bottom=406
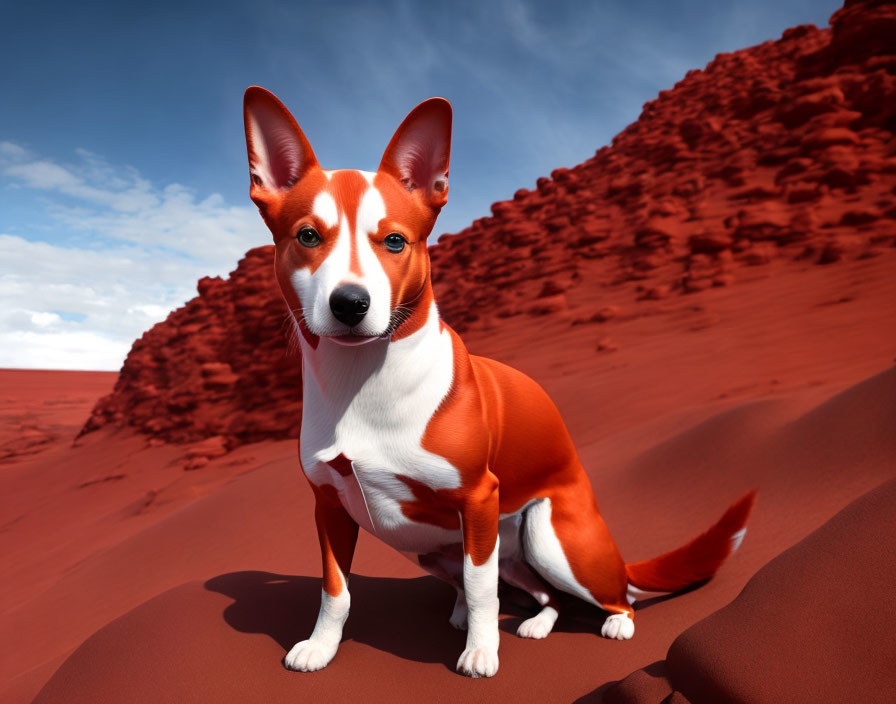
left=1, top=251, right=894, bottom=703
left=0, top=369, right=115, bottom=462
left=604, top=478, right=896, bottom=704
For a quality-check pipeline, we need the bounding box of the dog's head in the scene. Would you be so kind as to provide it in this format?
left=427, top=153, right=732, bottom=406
left=243, top=87, right=451, bottom=346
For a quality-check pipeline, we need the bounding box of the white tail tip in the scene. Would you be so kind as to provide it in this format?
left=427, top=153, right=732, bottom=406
left=730, top=527, right=747, bottom=552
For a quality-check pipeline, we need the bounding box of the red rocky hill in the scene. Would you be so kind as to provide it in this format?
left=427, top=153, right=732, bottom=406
left=81, top=0, right=896, bottom=452
left=79, top=247, right=302, bottom=457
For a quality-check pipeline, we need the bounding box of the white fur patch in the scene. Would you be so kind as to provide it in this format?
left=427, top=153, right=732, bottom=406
left=301, top=309, right=463, bottom=554
left=284, top=580, right=350, bottom=672
left=600, top=613, right=634, bottom=640
left=457, top=546, right=500, bottom=678
left=356, top=184, right=386, bottom=233
left=730, top=527, right=747, bottom=552
left=312, top=191, right=338, bottom=229
left=522, top=498, right=607, bottom=610
left=517, top=606, right=558, bottom=639
left=626, top=584, right=652, bottom=604
left=352, top=185, right=392, bottom=333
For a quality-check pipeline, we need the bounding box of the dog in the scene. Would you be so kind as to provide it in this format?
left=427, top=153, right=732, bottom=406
left=242, top=86, right=755, bottom=678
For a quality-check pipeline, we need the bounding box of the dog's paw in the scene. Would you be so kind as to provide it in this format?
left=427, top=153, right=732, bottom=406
left=449, top=602, right=469, bottom=630
left=600, top=613, right=634, bottom=640
left=456, top=646, right=499, bottom=678
left=283, top=639, right=337, bottom=672
left=516, top=605, right=558, bottom=640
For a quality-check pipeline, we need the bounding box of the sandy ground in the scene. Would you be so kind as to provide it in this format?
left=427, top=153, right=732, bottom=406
left=1, top=252, right=895, bottom=703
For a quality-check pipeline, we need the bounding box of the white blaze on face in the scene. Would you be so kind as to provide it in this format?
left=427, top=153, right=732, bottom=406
left=353, top=184, right=392, bottom=334
left=289, top=170, right=393, bottom=338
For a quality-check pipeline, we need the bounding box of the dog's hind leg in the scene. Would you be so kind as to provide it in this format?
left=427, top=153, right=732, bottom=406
left=449, top=587, right=468, bottom=630
left=416, top=546, right=467, bottom=629
left=496, top=513, right=560, bottom=639
left=499, top=557, right=560, bottom=639
left=521, top=489, right=634, bottom=640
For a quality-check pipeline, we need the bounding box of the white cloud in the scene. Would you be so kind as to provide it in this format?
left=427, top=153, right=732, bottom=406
left=1, top=327, right=131, bottom=371
left=0, top=142, right=28, bottom=159
left=0, top=234, right=206, bottom=370
left=0, top=143, right=267, bottom=370
left=30, top=311, right=62, bottom=327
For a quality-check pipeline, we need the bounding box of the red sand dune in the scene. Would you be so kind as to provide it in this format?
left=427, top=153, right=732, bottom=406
left=2, top=1, right=896, bottom=702
left=605, top=476, right=896, bottom=703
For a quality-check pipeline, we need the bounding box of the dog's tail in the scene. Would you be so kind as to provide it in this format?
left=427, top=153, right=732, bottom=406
left=625, top=491, right=756, bottom=596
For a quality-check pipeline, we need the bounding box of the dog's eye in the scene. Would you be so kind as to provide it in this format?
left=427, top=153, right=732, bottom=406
left=297, top=227, right=322, bottom=248
left=384, top=233, right=406, bottom=253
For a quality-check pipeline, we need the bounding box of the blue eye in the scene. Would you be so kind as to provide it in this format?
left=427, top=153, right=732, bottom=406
left=384, top=233, right=407, bottom=253
left=297, top=227, right=321, bottom=247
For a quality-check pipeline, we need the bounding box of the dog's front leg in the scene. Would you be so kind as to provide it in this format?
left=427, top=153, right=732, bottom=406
left=456, top=475, right=501, bottom=678
left=284, top=484, right=359, bottom=672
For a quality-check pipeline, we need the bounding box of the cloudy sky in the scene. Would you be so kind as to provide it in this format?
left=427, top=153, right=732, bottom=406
left=1, top=0, right=840, bottom=370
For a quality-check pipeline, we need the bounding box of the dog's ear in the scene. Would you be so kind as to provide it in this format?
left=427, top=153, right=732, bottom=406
left=379, top=98, right=452, bottom=211
left=243, top=86, right=319, bottom=213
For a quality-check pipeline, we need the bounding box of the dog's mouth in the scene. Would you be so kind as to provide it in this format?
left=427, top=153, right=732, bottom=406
left=327, top=332, right=383, bottom=347
left=302, top=304, right=413, bottom=346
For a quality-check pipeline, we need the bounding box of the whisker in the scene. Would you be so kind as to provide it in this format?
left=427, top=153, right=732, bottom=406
left=383, top=281, right=430, bottom=337
left=280, top=310, right=302, bottom=357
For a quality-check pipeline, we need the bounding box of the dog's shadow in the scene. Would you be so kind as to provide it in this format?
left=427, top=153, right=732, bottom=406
left=205, top=571, right=468, bottom=669
left=205, top=570, right=691, bottom=671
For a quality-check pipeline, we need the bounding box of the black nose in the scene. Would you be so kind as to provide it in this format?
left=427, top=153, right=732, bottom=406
left=329, top=284, right=370, bottom=328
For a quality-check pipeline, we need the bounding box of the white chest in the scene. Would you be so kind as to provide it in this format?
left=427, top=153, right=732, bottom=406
left=298, top=311, right=463, bottom=554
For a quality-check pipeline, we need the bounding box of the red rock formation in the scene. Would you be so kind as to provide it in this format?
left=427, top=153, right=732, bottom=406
left=81, top=1, right=896, bottom=449
left=430, top=0, right=896, bottom=329
left=80, top=247, right=302, bottom=448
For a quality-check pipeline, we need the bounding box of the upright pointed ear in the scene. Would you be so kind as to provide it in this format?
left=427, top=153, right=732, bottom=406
left=379, top=98, right=452, bottom=211
left=243, top=86, right=318, bottom=212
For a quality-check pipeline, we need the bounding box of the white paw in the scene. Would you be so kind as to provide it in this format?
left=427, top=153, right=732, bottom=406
left=456, top=646, right=499, bottom=678
left=283, top=639, right=338, bottom=672
left=449, top=603, right=469, bottom=630
left=516, top=606, right=558, bottom=639
left=600, top=613, right=635, bottom=640
left=517, top=616, right=551, bottom=639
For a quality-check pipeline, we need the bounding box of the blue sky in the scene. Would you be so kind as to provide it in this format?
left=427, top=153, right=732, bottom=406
left=1, top=0, right=840, bottom=369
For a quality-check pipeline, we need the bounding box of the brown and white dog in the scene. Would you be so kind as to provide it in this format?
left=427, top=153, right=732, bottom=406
left=242, top=87, right=755, bottom=678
